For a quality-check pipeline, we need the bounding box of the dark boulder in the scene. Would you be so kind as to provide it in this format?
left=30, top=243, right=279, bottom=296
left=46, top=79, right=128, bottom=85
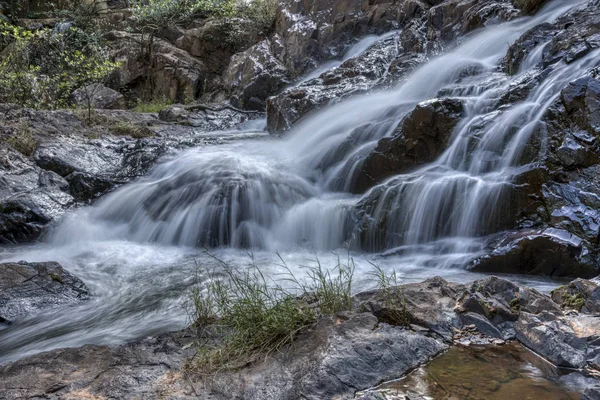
left=353, top=98, right=464, bottom=193
left=470, top=229, right=596, bottom=277
left=0, top=261, right=89, bottom=323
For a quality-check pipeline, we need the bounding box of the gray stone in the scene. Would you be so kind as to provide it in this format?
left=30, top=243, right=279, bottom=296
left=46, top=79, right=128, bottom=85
left=71, top=83, right=126, bottom=110
left=0, top=261, right=89, bottom=322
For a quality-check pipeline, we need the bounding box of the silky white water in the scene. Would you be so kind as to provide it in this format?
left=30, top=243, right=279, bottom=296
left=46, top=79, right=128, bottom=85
left=0, top=0, right=595, bottom=363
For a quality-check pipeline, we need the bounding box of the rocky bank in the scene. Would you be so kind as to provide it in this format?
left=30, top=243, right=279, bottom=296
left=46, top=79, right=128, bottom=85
left=0, top=275, right=599, bottom=399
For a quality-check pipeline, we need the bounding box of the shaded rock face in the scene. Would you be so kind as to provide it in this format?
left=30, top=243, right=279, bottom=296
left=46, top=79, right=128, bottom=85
left=0, top=261, right=89, bottom=323
left=107, top=31, right=209, bottom=104
left=0, top=105, right=264, bottom=244
left=353, top=98, right=464, bottom=193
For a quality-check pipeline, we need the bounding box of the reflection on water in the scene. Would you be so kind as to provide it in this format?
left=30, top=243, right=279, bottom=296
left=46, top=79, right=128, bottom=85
left=361, top=343, right=585, bottom=400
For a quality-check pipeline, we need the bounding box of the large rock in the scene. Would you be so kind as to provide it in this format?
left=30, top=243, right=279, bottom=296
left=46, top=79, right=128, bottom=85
left=107, top=31, right=209, bottom=103
left=470, top=229, right=595, bottom=277
left=225, top=37, right=290, bottom=111
left=266, top=32, right=413, bottom=132
left=353, top=98, right=464, bottom=193
left=71, top=83, right=126, bottom=110
left=0, top=261, right=89, bottom=323
left=551, top=278, right=600, bottom=313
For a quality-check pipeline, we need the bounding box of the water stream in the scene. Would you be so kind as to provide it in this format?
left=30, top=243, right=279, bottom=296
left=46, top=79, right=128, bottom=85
left=0, top=0, right=596, bottom=370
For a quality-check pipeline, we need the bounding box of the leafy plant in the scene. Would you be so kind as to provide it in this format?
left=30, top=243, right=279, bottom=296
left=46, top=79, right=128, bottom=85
left=0, top=23, right=119, bottom=114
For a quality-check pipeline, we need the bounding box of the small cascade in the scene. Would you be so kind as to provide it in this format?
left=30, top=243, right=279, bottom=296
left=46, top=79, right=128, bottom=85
left=48, top=0, right=594, bottom=257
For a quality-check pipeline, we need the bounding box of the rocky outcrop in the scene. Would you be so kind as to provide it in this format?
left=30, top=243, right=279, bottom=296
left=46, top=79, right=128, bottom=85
left=353, top=98, right=464, bottom=193
left=266, top=32, right=412, bottom=132
left=265, top=0, right=536, bottom=132
left=107, top=31, right=209, bottom=104
left=0, top=261, right=89, bottom=323
left=1, top=276, right=598, bottom=399
left=551, top=278, right=600, bottom=313
left=0, top=104, right=264, bottom=244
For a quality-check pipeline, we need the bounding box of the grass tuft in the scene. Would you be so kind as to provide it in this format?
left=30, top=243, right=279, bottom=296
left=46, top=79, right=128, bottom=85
left=369, top=263, right=411, bottom=326
left=6, top=121, right=37, bottom=156
left=186, top=252, right=357, bottom=374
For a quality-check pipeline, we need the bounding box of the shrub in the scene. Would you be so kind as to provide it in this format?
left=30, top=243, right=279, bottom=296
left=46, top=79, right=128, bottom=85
left=0, top=23, right=119, bottom=113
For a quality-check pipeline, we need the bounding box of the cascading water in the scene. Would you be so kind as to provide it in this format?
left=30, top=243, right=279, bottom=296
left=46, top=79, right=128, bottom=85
left=0, top=0, right=596, bottom=363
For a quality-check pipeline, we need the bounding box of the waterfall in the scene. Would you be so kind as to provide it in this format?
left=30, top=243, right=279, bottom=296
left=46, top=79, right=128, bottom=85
left=49, top=0, right=595, bottom=259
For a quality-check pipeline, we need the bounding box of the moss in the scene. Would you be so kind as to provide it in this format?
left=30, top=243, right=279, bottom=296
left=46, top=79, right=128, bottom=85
left=509, top=297, right=521, bottom=312
left=49, top=273, right=64, bottom=283
left=565, top=293, right=586, bottom=311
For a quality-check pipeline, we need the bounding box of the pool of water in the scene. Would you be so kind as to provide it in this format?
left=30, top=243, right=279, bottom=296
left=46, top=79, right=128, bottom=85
left=358, top=343, right=591, bottom=399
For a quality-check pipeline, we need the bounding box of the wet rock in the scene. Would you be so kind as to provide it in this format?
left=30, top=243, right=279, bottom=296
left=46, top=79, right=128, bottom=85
left=274, top=0, right=405, bottom=76
left=551, top=278, right=600, bottom=313
left=470, top=229, right=596, bottom=277
left=0, top=313, right=446, bottom=400
left=354, top=98, right=464, bottom=193
left=225, top=37, right=289, bottom=111
left=583, top=385, right=600, bottom=400
left=0, top=261, right=89, bottom=323
left=427, top=0, right=519, bottom=45
left=513, top=0, right=548, bottom=15
left=506, top=3, right=600, bottom=73
left=65, top=172, right=114, bottom=202
left=267, top=33, right=410, bottom=132
left=71, top=83, right=126, bottom=110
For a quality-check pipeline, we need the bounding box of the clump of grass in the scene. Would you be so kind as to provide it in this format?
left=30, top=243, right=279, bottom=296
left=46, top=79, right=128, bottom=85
left=133, top=98, right=172, bottom=113
left=110, top=121, right=154, bottom=138
left=186, top=252, right=356, bottom=373
left=6, top=121, right=37, bottom=156
left=369, top=263, right=411, bottom=326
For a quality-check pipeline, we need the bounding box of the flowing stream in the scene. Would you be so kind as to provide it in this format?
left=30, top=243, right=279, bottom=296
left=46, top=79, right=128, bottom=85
left=0, top=0, right=596, bottom=369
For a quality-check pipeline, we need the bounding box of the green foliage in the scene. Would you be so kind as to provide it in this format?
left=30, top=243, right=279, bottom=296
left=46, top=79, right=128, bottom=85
left=0, top=23, right=118, bottom=111
left=131, top=0, right=235, bottom=27
left=565, top=293, right=585, bottom=311
left=133, top=97, right=172, bottom=113
left=131, top=0, right=277, bottom=35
